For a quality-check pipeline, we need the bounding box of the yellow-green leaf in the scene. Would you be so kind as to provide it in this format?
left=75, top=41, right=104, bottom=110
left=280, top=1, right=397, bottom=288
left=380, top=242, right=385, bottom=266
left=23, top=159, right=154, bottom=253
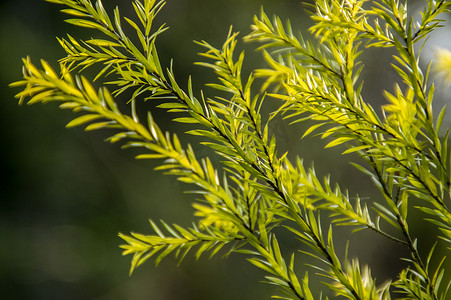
left=66, top=114, right=103, bottom=128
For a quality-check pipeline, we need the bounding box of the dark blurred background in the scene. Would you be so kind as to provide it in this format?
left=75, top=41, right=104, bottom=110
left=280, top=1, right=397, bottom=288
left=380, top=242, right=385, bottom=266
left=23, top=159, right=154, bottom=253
left=1, top=0, right=450, bottom=299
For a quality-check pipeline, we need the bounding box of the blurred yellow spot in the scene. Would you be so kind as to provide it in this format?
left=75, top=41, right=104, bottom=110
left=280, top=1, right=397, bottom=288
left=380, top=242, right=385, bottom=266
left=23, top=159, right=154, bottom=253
left=434, top=47, right=451, bottom=85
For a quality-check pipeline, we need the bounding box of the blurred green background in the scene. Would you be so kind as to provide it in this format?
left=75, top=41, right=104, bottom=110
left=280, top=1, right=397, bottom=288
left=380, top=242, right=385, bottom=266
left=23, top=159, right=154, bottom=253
left=1, top=0, right=450, bottom=299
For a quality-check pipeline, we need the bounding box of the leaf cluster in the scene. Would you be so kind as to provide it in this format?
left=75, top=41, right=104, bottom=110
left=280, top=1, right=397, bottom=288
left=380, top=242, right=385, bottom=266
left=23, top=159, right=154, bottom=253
left=10, top=0, right=451, bottom=299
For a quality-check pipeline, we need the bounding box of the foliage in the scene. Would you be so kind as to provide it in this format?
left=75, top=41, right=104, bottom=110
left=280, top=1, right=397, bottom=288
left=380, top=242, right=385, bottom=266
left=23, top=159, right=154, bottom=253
left=10, top=0, right=451, bottom=298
